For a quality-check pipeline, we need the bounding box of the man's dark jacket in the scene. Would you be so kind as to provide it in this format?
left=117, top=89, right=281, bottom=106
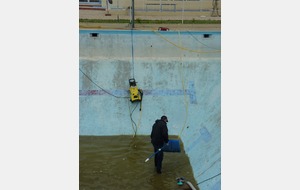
left=151, top=119, right=169, bottom=146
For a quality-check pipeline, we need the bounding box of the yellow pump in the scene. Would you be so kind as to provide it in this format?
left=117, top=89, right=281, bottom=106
left=129, top=78, right=142, bottom=102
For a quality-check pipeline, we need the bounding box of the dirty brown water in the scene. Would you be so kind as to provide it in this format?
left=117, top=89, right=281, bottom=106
left=80, top=135, right=199, bottom=190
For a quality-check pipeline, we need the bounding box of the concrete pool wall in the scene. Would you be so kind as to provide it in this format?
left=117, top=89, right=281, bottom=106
left=79, top=29, right=221, bottom=190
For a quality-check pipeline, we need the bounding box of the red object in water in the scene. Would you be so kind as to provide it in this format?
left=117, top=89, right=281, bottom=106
left=158, top=27, right=169, bottom=31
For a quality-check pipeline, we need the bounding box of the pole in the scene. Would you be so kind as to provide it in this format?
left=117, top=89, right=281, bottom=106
left=160, top=0, right=162, bottom=12
left=181, top=0, right=185, bottom=24
left=106, top=0, right=109, bottom=12
left=129, top=5, right=132, bottom=25
left=131, top=0, right=135, bottom=28
left=145, top=145, right=165, bottom=163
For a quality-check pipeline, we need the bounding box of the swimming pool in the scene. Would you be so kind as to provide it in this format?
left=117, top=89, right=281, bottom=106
left=79, top=29, right=221, bottom=190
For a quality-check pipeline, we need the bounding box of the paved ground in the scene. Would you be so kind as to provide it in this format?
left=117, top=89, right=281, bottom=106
left=79, top=9, right=221, bottom=31
left=79, top=22, right=221, bottom=31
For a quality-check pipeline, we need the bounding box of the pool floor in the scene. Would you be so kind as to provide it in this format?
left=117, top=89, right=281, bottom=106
left=79, top=135, right=199, bottom=190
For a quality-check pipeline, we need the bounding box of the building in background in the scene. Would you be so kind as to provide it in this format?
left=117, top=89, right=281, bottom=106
left=79, top=0, right=221, bottom=19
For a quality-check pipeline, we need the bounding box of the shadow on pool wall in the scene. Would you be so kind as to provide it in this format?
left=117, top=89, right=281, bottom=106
left=79, top=30, right=221, bottom=190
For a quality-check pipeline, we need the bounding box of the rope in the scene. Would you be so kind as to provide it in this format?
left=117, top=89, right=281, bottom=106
left=197, top=173, right=221, bottom=185
left=187, top=31, right=221, bottom=50
left=79, top=68, right=129, bottom=99
left=134, top=22, right=220, bottom=53
left=196, top=157, right=221, bottom=178
left=177, top=31, right=189, bottom=139
left=152, top=30, right=221, bottom=54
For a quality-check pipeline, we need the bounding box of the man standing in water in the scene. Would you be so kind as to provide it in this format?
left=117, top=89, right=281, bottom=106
left=151, top=115, right=169, bottom=174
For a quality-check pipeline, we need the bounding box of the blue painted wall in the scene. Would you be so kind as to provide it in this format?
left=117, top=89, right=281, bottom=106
left=79, top=29, right=221, bottom=190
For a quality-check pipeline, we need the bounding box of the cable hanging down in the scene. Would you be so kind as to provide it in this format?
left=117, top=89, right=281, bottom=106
left=128, top=29, right=144, bottom=137
left=130, top=29, right=135, bottom=79
left=197, top=173, right=221, bottom=185
left=128, top=78, right=143, bottom=137
left=79, top=68, right=129, bottom=99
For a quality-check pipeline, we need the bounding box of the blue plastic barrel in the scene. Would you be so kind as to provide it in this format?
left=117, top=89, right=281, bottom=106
left=163, top=139, right=181, bottom=152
